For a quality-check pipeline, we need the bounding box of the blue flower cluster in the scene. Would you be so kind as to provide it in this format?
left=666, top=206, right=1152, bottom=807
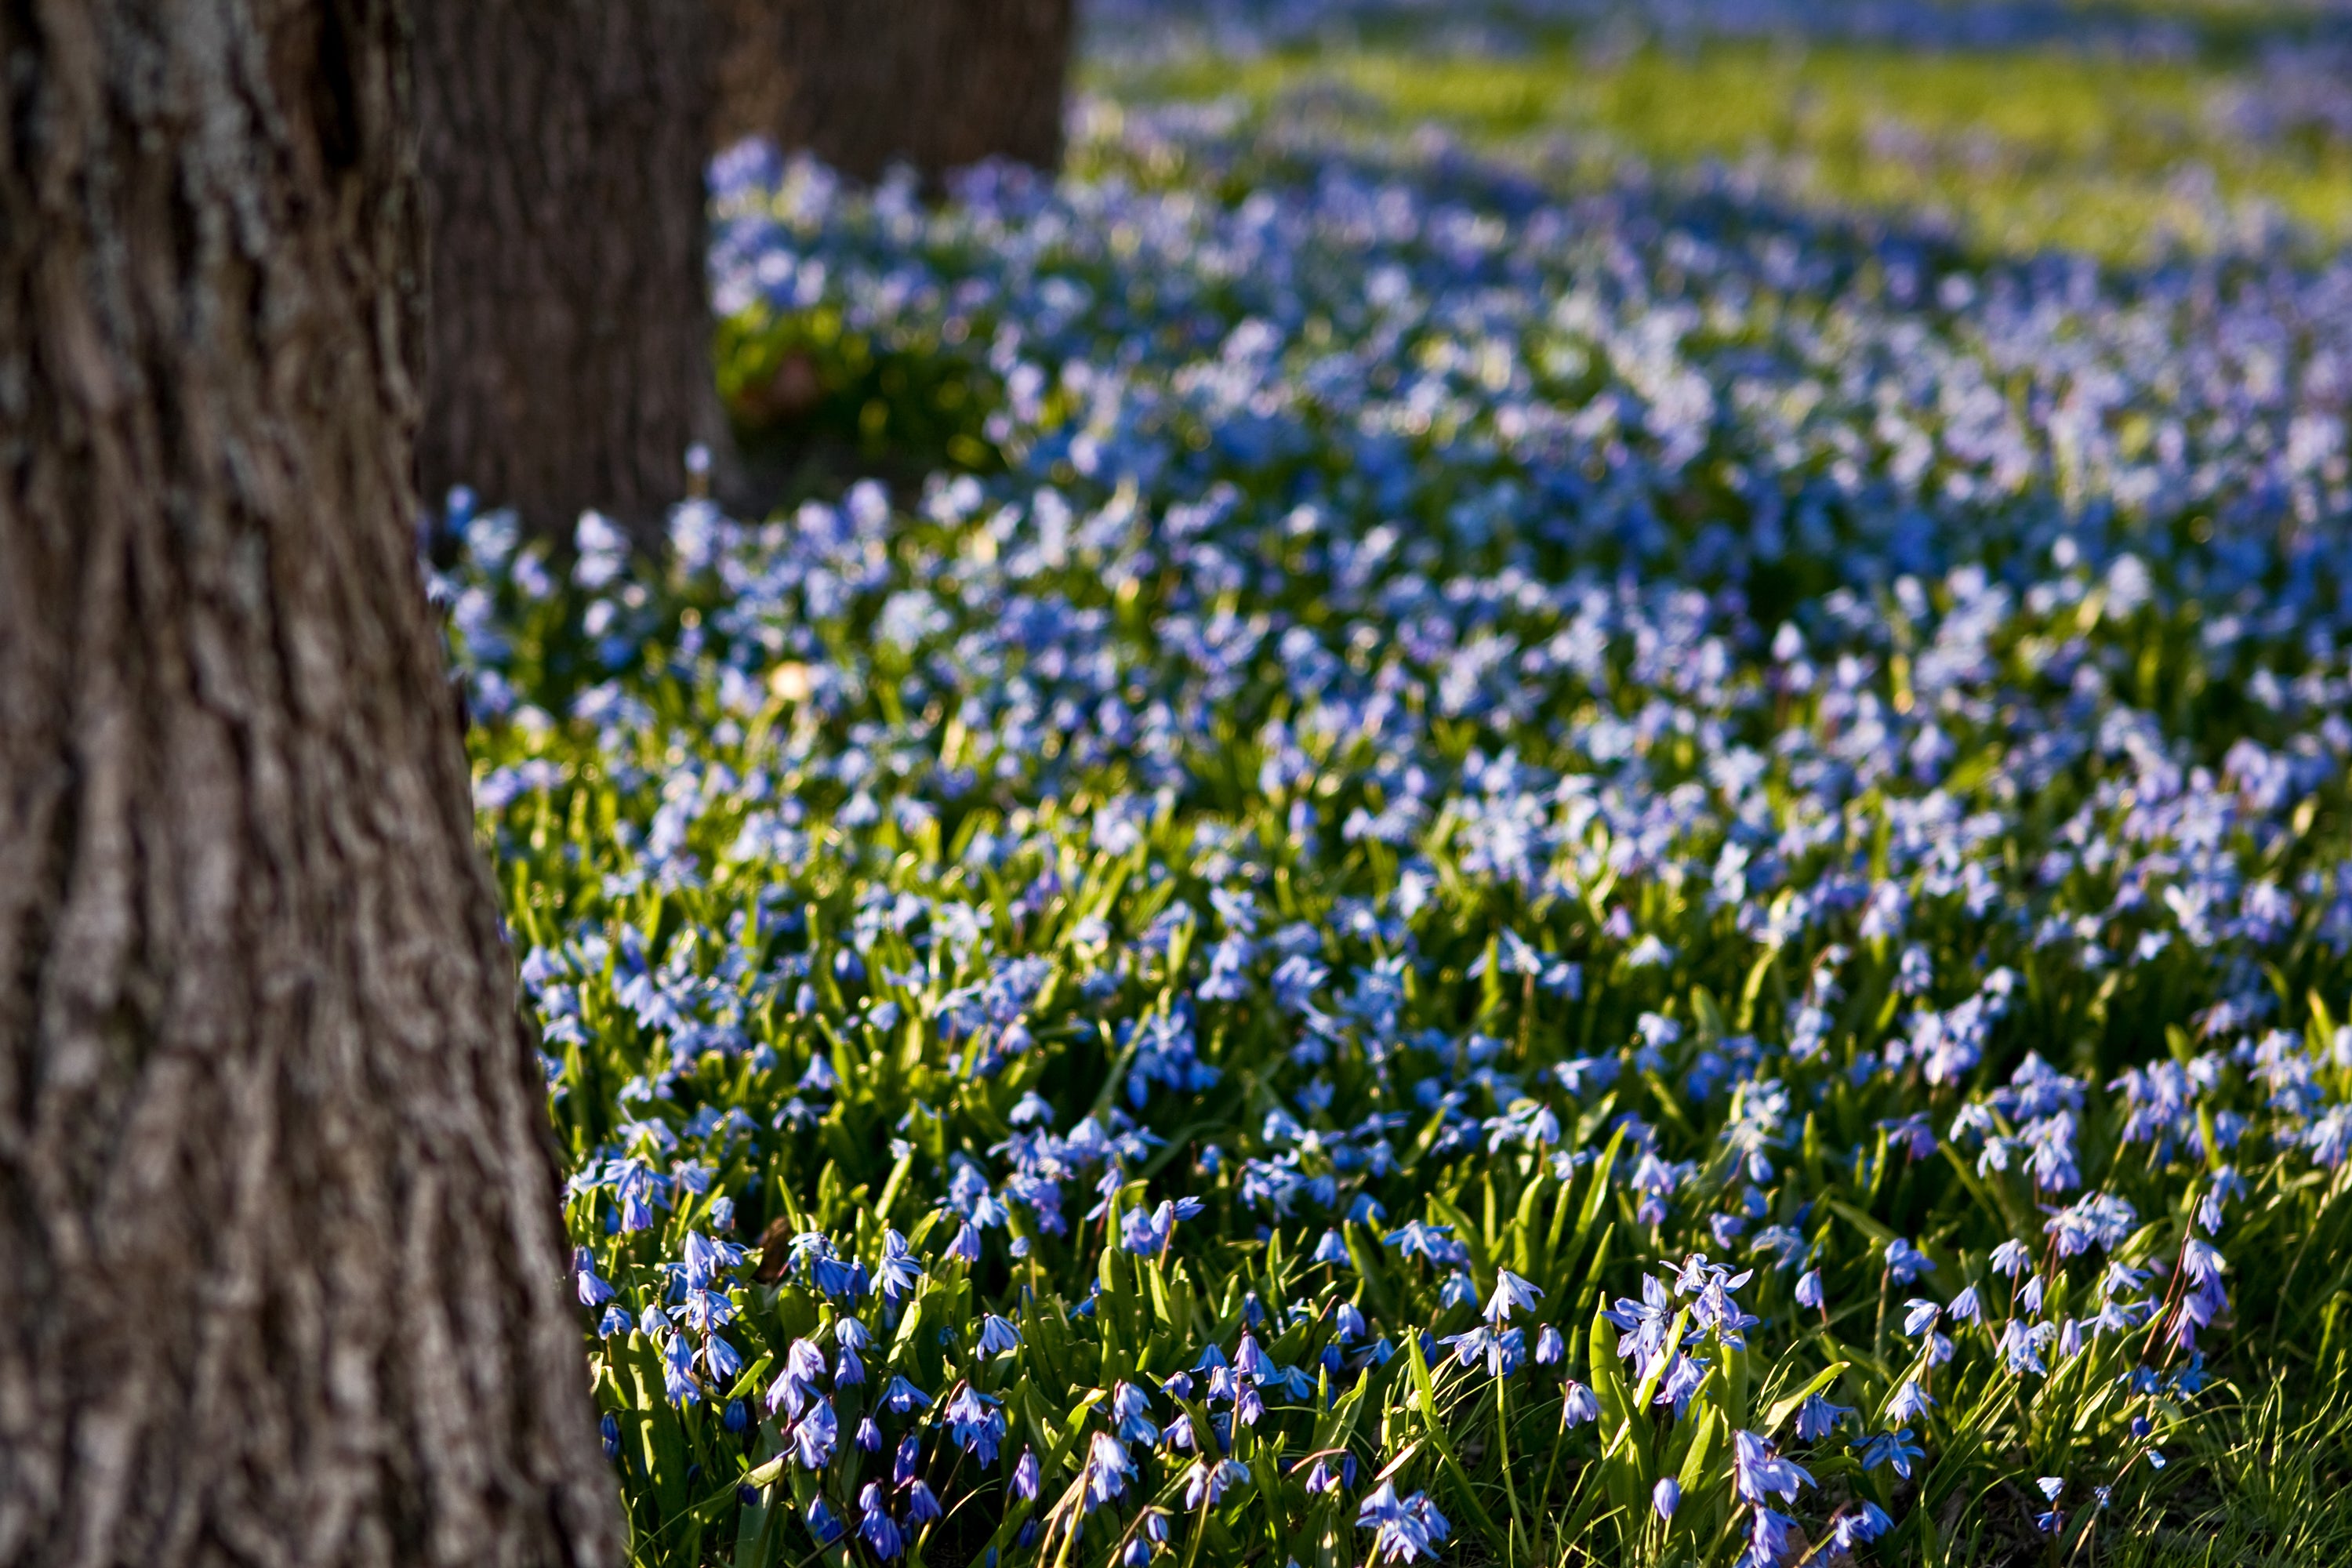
left=447, top=31, right=2352, bottom=1568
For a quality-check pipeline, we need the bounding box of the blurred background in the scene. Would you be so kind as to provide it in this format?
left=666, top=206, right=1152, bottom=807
left=1079, top=0, right=2352, bottom=262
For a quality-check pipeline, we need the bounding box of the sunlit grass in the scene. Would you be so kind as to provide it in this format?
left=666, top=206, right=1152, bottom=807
left=1091, top=39, right=2352, bottom=261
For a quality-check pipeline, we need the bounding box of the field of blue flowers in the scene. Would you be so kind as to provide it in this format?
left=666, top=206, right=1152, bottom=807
left=439, top=4, right=2352, bottom=1564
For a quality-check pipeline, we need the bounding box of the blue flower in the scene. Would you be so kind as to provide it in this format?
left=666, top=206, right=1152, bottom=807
left=858, top=1483, right=903, bottom=1559
left=1111, top=1381, right=1158, bottom=1446
left=1855, top=1428, right=1926, bottom=1479
left=946, top=1385, right=1006, bottom=1465
left=1083, top=1431, right=1137, bottom=1512
left=877, top=1229, right=925, bottom=1302
left=882, top=1374, right=932, bottom=1413
left=574, top=1247, right=615, bottom=1306
left=1795, top=1392, right=1855, bottom=1442
left=659, top=1332, right=699, bottom=1404
left=791, top=1398, right=838, bottom=1468
left=1731, top=1429, right=1812, bottom=1504
left=1883, top=1238, right=1933, bottom=1284
left=1185, top=1457, right=1249, bottom=1508
left=1357, top=1482, right=1451, bottom=1563
left=1886, top=1380, right=1937, bottom=1424
left=1483, top=1269, right=1543, bottom=1325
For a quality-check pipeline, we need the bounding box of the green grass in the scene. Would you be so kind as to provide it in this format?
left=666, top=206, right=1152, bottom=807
left=1089, top=39, right=2352, bottom=262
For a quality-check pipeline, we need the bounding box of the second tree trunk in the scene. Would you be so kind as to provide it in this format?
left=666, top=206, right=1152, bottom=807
left=416, top=0, right=721, bottom=536
left=714, top=0, right=1076, bottom=183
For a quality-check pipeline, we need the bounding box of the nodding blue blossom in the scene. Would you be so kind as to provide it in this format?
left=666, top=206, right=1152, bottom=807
left=978, top=1313, right=1022, bottom=1356
left=1883, top=1238, right=1933, bottom=1284
left=1732, top=1430, right=1813, bottom=1503
left=1439, top=1323, right=1526, bottom=1379
left=1794, top=1270, right=1824, bottom=1310
left=1011, top=1448, right=1039, bottom=1503
left=1602, top=1274, right=1678, bottom=1377
left=1312, top=1229, right=1352, bottom=1267
left=805, top=1497, right=845, bottom=1545
left=882, top=1374, right=931, bottom=1413
left=858, top=1483, right=904, bottom=1559
left=1356, top=1482, right=1451, bottom=1563
left=1856, top=1428, right=1926, bottom=1479
left=573, top=1247, right=615, bottom=1306
left=768, top=1338, right=828, bottom=1418
left=791, top=1397, right=839, bottom=1468
left=1562, top=1381, right=1600, bottom=1425
left=1652, top=1477, right=1680, bottom=1520
left=1886, top=1381, right=1938, bottom=1424
left=1534, top=1324, right=1564, bottom=1365
left=1795, top=1393, right=1856, bottom=1442
left=1083, top=1430, right=1137, bottom=1512
left=1742, top=1508, right=1800, bottom=1568
left=877, top=1230, right=925, bottom=1302
left=946, top=1385, right=1007, bottom=1465
left=1111, top=1381, right=1158, bottom=1446
left=1657, top=1354, right=1710, bottom=1418
left=1185, top=1457, right=1250, bottom=1509
left=1385, top=1221, right=1468, bottom=1269
left=2034, top=1477, right=2066, bottom=1534
left=1998, top=1316, right=2056, bottom=1376
left=1832, top=1503, right=1894, bottom=1552
left=1483, top=1269, right=1543, bottom=1324
left=659, top=1331, right=698, bottom=1404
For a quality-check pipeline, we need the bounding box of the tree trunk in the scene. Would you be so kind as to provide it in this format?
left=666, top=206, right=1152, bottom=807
left=416, top=0, right=721, bottom=537
left=0, top=4, right=622, bottom=1566
left=714, top=0, right=1076, bottom=183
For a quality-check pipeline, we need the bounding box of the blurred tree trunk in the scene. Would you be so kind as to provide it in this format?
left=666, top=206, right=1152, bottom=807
left=714, top=0, right=1076, bottom=181
left=416, top=0, right=725, bottom=535
left=0, top=3, right=622, bottom=1565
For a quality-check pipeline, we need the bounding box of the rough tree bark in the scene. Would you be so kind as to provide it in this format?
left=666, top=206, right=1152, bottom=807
left=416, top=0, right=721, bottom=535
left=714, top=0, right=1076, bottom=183
left=0, top=3, right=622, bottom=1566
